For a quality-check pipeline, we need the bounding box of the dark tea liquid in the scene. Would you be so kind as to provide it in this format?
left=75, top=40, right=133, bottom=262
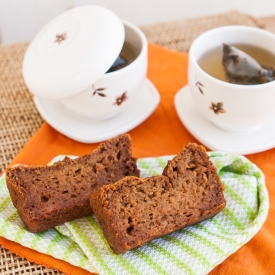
left=107, top=42, right=138, bottom=73
left=198, top=44, right=275, bottom=81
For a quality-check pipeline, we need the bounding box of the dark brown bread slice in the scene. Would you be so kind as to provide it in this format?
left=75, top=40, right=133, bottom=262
left=90, top=143, right=226, bottom=254
left=6, top=134, right=139, bottom=232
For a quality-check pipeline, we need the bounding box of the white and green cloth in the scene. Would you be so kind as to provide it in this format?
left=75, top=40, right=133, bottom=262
left=0, top=152, right=269, bottom=275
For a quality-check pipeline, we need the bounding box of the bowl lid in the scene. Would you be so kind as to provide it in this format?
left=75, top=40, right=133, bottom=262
left=22, top=5, right=125, bottom=99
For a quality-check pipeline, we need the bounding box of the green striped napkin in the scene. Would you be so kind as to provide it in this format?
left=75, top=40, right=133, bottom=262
left=0, top=152, right=269, bottom=275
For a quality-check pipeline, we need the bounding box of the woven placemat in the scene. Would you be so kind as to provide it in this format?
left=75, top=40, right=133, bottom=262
left=140, top=10, right=264, bottom=52
left=0, top=10, right=265, bottom=275
left=0, top=247, right=62, bottom=275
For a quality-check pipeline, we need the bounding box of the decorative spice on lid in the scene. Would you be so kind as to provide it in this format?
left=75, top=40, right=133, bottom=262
left=54, top=32, right=67, bottom=44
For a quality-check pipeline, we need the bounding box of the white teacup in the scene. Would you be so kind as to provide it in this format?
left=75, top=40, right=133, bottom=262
left=188, top=26, right=275, bottom=132
left=61, top=20, right=147, bottom=121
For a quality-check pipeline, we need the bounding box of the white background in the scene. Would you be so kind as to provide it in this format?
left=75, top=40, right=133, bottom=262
left=0, top=0, right=274, bottom=44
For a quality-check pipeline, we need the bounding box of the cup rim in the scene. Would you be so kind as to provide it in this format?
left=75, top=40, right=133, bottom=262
left=102, top=20, right=147, bottom=79
left=189, top=25, right=275, bottom=90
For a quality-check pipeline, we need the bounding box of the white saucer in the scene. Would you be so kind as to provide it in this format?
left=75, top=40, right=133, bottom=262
left=175, top=85, right=275, bottom=155
left=34, top=78, right=160, bottom=143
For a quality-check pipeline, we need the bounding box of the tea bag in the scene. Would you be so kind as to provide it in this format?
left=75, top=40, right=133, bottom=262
left=222, top=44, right=275, bottom=84
left=107, top=55, right=129, bottom=73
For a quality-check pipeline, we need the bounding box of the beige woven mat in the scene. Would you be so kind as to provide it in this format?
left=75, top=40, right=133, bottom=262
left=140, top=10, right=264, bottom=52
left=0, top=10, right=265, bottom=275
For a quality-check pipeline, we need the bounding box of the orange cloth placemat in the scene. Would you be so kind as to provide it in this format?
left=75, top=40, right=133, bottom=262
left=1, top=43, right=274, bottom=275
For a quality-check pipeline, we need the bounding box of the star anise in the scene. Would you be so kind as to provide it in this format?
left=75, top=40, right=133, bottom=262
left=113, top=92, right=128, bottom=106
left=209, top=102, right=226, bottom=114
left=54, top=32, right=67, bottom=44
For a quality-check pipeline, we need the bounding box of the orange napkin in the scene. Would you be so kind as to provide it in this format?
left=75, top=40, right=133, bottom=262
left=1, top=43, right=275, bottom=275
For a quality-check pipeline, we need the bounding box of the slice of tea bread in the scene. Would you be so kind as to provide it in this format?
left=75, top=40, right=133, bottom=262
left=6, top=134, right=139, bottom=232
left=90, top=143, right=226, bottom=254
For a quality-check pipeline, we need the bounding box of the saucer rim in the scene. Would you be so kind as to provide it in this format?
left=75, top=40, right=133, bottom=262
left=174, top=85, right=275, bottom=155
left=34, top=78, right=160, bottom=143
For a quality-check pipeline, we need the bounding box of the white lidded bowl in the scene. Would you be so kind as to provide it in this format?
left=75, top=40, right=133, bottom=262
left=23, top=5, right=148, bottom=121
